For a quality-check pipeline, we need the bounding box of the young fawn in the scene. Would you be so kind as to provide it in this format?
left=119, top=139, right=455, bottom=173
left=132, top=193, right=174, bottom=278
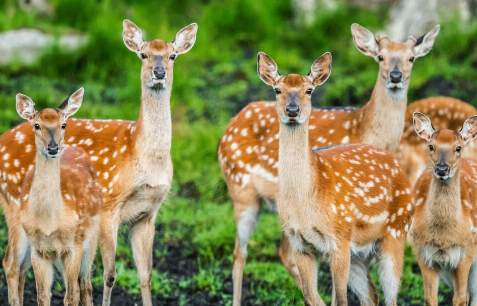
left=0, top=20, right=197, bottom=306
left=16, top=88, right=102, bottom=306
left=411, top=112, right=477, bottom=306
left=218, top=23, right=438, bottom=305
left=398, top=97, right=477, bottom=185
left=257, top=52, right=413, bottom=306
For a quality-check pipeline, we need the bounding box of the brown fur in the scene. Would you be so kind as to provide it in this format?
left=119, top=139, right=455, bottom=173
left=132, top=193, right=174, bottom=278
left=220, top=24, right=438, bottom=305
left=257, top=53, right=413, bottom=306
left=411, top=123, right=477, bottom=306
left=397, top=97, right=477, bottom=185
left=0, top=20, right=197, bottom=306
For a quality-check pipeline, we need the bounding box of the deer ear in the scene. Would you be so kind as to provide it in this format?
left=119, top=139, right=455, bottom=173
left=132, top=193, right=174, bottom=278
left=59, top=88, right=84, bottom=119
left=173, top=23, right=198, bottom=55
left=351, top=23, right=379, bottom=57
left=257, top=52, right=280, bottom=86
left=16, top=93, right=36, bottom=122
left=414, top=25, right=440, bottom=58
left=123, top=19, right=144, bottom=53
left=413, top=112, right=436, bottom=141
left=460, top=115, right=477, bottom=145
left=307, top=52, right=332, bottom=86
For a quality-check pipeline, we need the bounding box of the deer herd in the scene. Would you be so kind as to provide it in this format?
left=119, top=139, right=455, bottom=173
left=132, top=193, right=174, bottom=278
left=1, top=17, right=477, bottom=306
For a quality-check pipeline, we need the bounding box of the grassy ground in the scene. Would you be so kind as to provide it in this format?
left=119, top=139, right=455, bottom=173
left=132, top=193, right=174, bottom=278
left=1, top=0, right=477, bottom=304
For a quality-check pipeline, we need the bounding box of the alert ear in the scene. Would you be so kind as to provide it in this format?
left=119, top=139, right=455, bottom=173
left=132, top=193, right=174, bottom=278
left=16, top=93, right=36, bottom=122
left=123, top=19, right=144, bottom=53
left=173, top=23, right=198, bottom=55
left=414, top=25, right=440, bottom=58
left=307, top=52, right=332, bottom=86
left=460, top=115, right=477, bottom=145
left=58, top=88, right=84, bottom=119
left=351, top=23, right=379, bottom=57
left=413, top=112, right=436, bottom=142
left=257, top=52, right=280, bottom=86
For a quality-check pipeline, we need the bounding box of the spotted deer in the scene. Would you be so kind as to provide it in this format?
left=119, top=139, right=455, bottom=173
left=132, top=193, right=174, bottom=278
left=256, top=52, right=413, bottom=306
left=0, top=20, right=197, bottom=306
left=397, top=97, right=477, bottom=185
left=411, top=112, right=477, bottom=306
left=15, top=89, right=102, bottom=306
left=218, top=23, right=438, bottom=305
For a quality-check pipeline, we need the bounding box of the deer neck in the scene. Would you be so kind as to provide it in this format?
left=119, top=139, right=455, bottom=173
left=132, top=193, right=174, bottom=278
left=358, top=76, right=408, bottom=153
left=425, top=168, right=462, bottom=230
left=135, top=80, right=173, bottom=160
left=278, top=120, right=316, bottom=205
left=29, top=151, right=63, bottom=226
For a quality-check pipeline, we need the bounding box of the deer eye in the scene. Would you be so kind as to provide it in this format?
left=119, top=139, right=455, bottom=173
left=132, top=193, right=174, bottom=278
left=140, top=53, right=148, bottom=60
left=306, top=88, right=313, bottom=95
left=456, top=146, right=462, bottom=153
left=61, top=123, right=67, bottom=130
left=429, top=145, right=434, bottom=151
left=274, top=88, right=282, bottom=94
left=169, top=54, right=176, bottom=60
left=377, top=55, right=384, bottom=62
left=34, top=124, right=41, bottom=131
left=409, top=56, right=415, bottom=63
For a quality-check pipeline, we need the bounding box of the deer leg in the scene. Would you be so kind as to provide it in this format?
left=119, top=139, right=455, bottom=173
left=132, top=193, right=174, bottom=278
left=329, top=246, right=351, bottom=306
left=99, top=212, right=120, bottom=306
left=453, top=253, right=473, bottom=306
left=377, top=239, right=404, bottom=306
left=31, top=251, right=53, bottom=306
left=348, top=258, right=379, bottom=306
left=468, top=261, right=477, bottom=306
left=278, top=234, right=301, bottom=287
left=63, top=249, right=81, bottom=306
left=79, top=232, right=98, bottom=306
left=294, top=251, right=326, bottom=306
left=231, top=185, right=260, bottom=306
left=130, top=215, right=156, bottom=306
left=4, top=223, right=30, bottom=306
left=417, top=256, right=439, bottom=306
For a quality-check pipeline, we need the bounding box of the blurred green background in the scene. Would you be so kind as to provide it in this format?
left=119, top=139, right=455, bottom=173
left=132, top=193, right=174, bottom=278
left=0, top=0, right=476, bottom=304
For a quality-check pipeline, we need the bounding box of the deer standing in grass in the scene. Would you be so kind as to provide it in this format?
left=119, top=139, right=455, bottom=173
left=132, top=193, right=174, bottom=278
left=397, top=97, right=477, bottom=185
left=0, top=20, right=197, bottom=306
left=218, top=23, right=439, bottom=305
left=256, top=51, right=413, bottom=306
left=411, top=112, right=477, bottom=306
left=16, top=89, right=101, bottom=306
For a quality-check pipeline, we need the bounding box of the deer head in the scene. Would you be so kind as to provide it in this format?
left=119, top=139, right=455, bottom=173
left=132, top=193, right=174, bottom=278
left=351, top=24, right=440, bottom=100
left=257, top=52, right=332, bottom=127
left=413, top=111, right=477, bottom=182
left=16, top=88, right=84, bottom=159
left=122, top=20, right=198, bottom=90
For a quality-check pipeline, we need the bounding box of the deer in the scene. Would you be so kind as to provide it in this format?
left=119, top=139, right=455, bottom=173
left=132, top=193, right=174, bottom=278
left=0, top=20, right=197, bottom=306
left=256, top=51, right=413, bottom=306
left=397, top=97, right=477, bottom=185
left=218, top=23, right=439, bottom=305
left=15, top=89, right=102, bottom=306
left=411, top=112, right=477, bottom=306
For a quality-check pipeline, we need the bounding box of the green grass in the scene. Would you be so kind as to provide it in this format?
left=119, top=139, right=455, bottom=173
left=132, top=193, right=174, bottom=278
left=0, top=0, right=476, bottom=304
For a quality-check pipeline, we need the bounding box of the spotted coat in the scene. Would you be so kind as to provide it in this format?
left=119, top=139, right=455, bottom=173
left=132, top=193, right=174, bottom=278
left=0, top=118, right=134, bottom=211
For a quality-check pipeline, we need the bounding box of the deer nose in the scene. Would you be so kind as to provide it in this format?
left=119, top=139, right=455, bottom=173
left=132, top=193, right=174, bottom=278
left=435, top=164, right=449, bottom=176
left=48, top=144, right=58, bottom=155
left=153, top=67, right=166, bottom=79
left=390, top=70, right=402, bottom=83
left=286, top=104, right=300, bottom=117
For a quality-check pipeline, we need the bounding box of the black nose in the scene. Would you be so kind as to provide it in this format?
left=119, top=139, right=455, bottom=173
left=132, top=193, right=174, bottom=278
left=153, top=67, right=166, bottom=79
left=390, top=70, right=402, bottom=83
left=48, top=144, right=58, bottom=155
left=286, top=104, right=299, bottom=117
left=435, top=164, right=449, bottom=176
